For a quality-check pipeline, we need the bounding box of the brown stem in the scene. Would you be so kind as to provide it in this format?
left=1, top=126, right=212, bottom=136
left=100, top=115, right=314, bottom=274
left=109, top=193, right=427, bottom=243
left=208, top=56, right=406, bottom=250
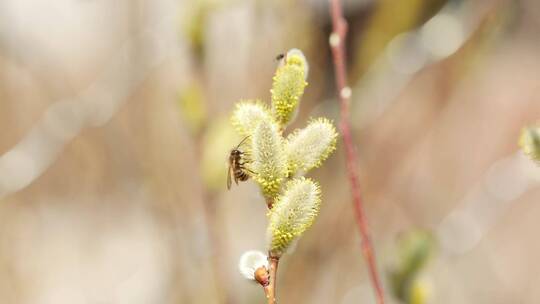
left=263, top=256, right=280, bottom=304
left=328, top=1, right=385, bottom=304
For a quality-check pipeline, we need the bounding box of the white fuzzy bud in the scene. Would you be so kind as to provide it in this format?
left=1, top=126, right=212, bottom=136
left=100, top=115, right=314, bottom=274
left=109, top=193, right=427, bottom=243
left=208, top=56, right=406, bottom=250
left=238, top=250, right=268, bottom=280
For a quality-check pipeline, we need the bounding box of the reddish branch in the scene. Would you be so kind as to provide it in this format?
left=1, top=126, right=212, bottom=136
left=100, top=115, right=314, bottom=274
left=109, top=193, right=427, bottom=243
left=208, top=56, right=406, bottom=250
left=328, top=1, right=385, bottom=303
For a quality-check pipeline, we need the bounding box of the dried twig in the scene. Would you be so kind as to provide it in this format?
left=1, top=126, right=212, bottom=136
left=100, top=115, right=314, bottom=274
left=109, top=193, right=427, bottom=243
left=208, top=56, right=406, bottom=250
left=328, top=1, right=385, bottom=303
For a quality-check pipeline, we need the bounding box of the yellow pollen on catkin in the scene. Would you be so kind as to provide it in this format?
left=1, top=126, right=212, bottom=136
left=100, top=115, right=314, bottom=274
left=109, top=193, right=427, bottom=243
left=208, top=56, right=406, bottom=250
left=270, top=50, right=308, bottom=127
left=286, top=117, right=338, bottom=175
left=251, top=119, right=287, bottom=198
left=231, top=100, right=273, bottom=137
left=267, top=177, right=321, bottom=256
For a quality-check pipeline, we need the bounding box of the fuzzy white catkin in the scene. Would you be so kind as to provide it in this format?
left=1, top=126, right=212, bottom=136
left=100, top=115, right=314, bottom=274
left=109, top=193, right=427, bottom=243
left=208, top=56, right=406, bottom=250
left=231, top=100, right=273, bottom=137
left=271, top=49, right=308, bottom=127
left=286, top=118, right=337, bottom=175
left=251, top=119, right=288, bottom=197
left=268, top=177, right=321, bottom=256
left=238, top=250, right=268, bottom=280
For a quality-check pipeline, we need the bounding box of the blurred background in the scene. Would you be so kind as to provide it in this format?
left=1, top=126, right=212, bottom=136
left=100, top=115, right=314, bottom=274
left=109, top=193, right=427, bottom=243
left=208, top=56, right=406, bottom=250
left=0, top=0, right=539, bottom=303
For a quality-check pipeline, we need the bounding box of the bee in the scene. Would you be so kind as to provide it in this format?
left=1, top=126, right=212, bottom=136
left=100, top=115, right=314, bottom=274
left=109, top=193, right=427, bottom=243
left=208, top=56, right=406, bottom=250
left=227, top=136, right=253, bottom=190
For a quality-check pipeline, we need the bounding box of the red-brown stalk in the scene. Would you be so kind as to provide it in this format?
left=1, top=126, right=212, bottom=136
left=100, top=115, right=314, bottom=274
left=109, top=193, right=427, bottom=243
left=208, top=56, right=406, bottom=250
left=328, top=1, right=385, bottom=303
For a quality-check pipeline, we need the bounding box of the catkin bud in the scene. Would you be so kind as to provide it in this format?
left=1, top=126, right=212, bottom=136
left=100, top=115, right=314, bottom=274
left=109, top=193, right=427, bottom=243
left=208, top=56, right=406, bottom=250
left=286, top=118, right=338, bottom=175
left=253, top=267, right=270, bottom=287
left=519, top=125, right=540, bottom=163
left=238, top=250, right=268, bottom=282
left=231, top=100, right=273, bottom=137
left=251, top=119, right=288, bottom=198
left=270, top=49, right=308, bottom=127
left=286, top=49, right=309, bottom=80
left=267, top=177, right=321, bottom=256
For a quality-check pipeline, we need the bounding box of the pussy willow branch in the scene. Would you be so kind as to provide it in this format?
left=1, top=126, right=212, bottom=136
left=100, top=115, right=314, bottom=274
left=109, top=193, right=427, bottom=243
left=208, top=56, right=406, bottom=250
left=328, top=1, right=385, bottom=303
left=263, top=256, right=280, bottom=304
left=262, top=196, right=279, bottom=304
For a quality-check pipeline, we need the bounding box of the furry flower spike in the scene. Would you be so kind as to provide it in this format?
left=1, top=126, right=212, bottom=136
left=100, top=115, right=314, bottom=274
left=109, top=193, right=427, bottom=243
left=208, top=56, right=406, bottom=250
left=267, top=177, right=321, bottom=257
left=286, top=117, right=338, bottom=176
left=271, top=49, right=309, bottom=127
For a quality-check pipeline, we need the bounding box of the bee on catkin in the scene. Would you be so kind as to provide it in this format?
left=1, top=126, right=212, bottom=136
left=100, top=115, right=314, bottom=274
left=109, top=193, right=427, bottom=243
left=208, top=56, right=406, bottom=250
left=227, top=136, right=253, bottom=189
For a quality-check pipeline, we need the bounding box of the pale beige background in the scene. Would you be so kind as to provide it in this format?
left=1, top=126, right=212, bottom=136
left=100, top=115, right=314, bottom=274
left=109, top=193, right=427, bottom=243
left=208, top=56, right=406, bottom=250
left=0, top=0, right=539, bottom=303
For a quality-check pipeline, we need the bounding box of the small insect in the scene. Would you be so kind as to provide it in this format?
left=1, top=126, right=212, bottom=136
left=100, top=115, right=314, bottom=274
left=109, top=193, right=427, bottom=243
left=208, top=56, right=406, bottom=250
left=227, top=136, right=253, bottom=190
left=275, top=53, right=285, bottom=61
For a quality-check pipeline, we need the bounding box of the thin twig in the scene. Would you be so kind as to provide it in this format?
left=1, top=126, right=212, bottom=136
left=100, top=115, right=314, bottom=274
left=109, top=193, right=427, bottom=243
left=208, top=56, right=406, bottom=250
left=263, top=256, right=280, bottom=304
left=328, top=1, right=385, bottom=303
